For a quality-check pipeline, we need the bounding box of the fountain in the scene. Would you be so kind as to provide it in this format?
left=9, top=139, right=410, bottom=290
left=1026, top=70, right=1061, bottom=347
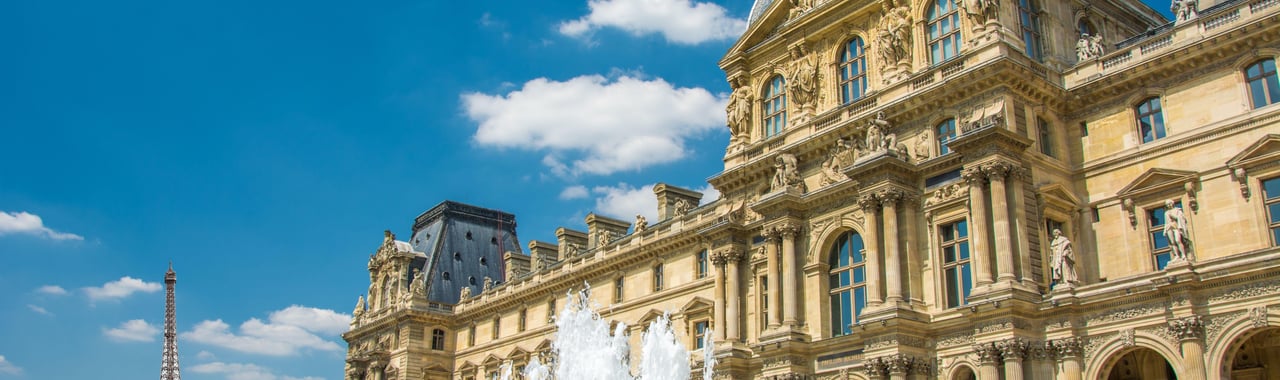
left=498, top=284, right=715, bottom=380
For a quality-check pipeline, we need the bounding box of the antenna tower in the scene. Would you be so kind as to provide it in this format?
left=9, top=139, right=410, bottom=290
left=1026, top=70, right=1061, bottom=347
left=160, top=263, right=181, bottom=380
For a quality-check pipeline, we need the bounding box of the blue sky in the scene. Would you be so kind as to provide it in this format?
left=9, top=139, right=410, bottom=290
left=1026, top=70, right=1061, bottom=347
left=1, top=0, right=1169, bottom=379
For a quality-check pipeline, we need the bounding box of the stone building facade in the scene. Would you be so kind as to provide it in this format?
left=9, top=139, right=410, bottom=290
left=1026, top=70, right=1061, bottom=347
left=343, top=0, right=1280, bottom=378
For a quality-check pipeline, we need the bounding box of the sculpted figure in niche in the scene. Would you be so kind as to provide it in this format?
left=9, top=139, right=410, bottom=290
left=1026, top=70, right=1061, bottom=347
left=771, top=153, right=802, bottom=192
left=1049, top=229, right=1078, bottom=286
left=1164, top=199, right=1191, bottom=261
left=1172, top=0, right=1198, bottom=21
left=725, top=77, right=752, bottom=143
left=787, top=45, right=818, bottom=113
left=959, top=0, right=999, bottom=29
left=876, top=0, right=913, bottom=68
left=914, top=133, right=932, bottom=160
left=409, top=268, right=425, bottom=296
left=633, top=214, right=648, bottom=233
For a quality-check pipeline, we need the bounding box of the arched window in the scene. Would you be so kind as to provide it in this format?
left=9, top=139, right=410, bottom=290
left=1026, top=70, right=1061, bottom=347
left=927, top=0, right=962, bottom=64
left=1246, top=59, right=1280, bottom=109
left=1135, top=97, right=1166, bottom=143
left=936, top=119, right=957, bottom=155
left=1018, top=0, right=1043, bottom=61
left=1077, top=19, right=1097, bottom=36
left=763, top=75, right=787, bottom=138
left=828, top=231, right=866, bottom=337
left=839, top=38, right=868, bottom=104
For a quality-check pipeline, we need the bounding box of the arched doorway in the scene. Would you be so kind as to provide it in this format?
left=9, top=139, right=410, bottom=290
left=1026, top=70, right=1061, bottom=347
left=1221, top=327, right=1280, bottom=379
left=951, top=365, right=976, bottom=380
left=1105, top=348, right=1176, bottom=380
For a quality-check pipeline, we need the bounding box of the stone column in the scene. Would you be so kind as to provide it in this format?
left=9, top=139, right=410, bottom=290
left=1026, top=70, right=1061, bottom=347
left=886, top=354, right=913, bottom=380
left=998, top=338, right=1027, bottom=380
left=780, top=223, right=801, bottom=326
left=711, top=253, right=727, bottom=341
left=1009, top=168, right=1032, bottom=283
left=987, top=163, right=1016, bottom=282
left=963, top=167, right=993, bottom=286
left=764, top=228, right=781, bottom=329
left=902, top=194, right=921, bottom=302
left=723, top=249, right=743, bottom=342
left=1028, top=341, right=1056, bottom=380
left=974, top=343, right=1003, bottom=380
left=860, top=195, right=884, bottom=306
left=882, top=190, right=903, bottom=304
left=1052, top=337, right=1083, bottom=380
left=864, top=358, right=888, bottom=380
left=1169, top=316, right=1207, bottom=380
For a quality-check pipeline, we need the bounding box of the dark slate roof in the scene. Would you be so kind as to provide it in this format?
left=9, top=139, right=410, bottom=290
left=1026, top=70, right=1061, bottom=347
left=409, top=201, right=521, bottom=304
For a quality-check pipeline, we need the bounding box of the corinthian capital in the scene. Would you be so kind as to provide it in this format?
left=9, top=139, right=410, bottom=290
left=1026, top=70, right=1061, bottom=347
left=997, top=338, right=1028, bottom=361
left=858, top=194, right=881, bottom=210
left=877, top=189, right=903, bottom=205
left=961, top=166, right=986, bottom=184
left=973, top=342, right=1002, bottom=364
left=863, top=357, right=888, bottom=377
left=1168, top=315, right=1205, bottom=341
left=715, top=247, right=745, bottom=263
left=762, top=226, right=783, bottom=242
left=981, top=161, right=1013, bottom=180
left=1050, top=337, right=1082, bottom=358
left=776, top=222, right=802, bottom=237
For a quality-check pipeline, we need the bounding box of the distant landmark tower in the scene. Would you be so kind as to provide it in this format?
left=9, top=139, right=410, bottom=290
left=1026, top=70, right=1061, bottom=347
left=159, top=263, right=181, bottom=380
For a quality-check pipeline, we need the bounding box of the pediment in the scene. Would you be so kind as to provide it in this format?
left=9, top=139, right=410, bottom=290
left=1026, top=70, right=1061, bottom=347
left=679, top=297, right=714, bottom=314
left=534, top=339, right=552, bottom=352
left=1037, top=183, right=1081, bottom=210
left=1226, top=134, right=1280, bottom=169
left=458, top=361, right=477, bottom=370
left=506, top=346, right=530, bottom=360
left=725, top=0, right=794, bottom=59
left=1116, top=168, right=1198, bottom=199
left=481, top=354, right=502, bottom=366
left=636, top=309, right=666, bottom=326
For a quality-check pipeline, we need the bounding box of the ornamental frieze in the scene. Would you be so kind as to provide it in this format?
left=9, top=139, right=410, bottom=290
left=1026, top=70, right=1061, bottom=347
left=1206, top=278, right=1280, bottom=303
left=1084, top=302, right=1166, bottom=326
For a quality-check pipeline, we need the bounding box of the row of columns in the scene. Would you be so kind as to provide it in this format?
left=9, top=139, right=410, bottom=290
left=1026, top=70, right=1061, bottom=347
left=857, top=189, right=921, bottom=306
left=760, top=223, right=803, bottom=329
left=711, top=248, right=745, bottom=341
left=971, top=338, right=1082, bottom=380
left=961, top=160, right=1028, bottom=286
left=863, top=354, right=931, bottom=380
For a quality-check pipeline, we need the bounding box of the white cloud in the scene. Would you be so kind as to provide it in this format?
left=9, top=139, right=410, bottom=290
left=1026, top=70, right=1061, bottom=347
left=266, top=306, right=350, bottom=336
left=560, top=185, right=590, bottom=200
left=593, top=183, right=658, bottom=221
left=36, top=285, right=67, bottom=296
left=27, top=304, right=52, bottom=316
left=695, top=184, right=721, bottom=203
left=104, top=319, right=160, bottom=342
left=84, top=276, right=162, bottom=302
left=463, top=74, right=725, bottom=176
left=0, top=211, right=83, bottom=241
left=0, top=355, right=21, bottom=375
left=559, top=0, right=747, bottom=44
left=190, top=362, right=324, bottom=380
left=196, top=351, right=217, bottom=361
left=182, top=306, right=351, bottom=356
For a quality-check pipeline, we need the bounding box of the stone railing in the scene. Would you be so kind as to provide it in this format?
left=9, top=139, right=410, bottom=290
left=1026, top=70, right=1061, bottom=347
left=1065, top=0, right=1279, bottom=88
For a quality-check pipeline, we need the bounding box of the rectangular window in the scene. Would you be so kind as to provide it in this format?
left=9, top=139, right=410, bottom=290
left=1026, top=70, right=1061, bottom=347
left=492, top=317, right=500, bottom=339
left=1147, top=202, right=1181, bottom=270
left=759, top=275, right=769, bottom=329
left=653, top=264, right=664, bottom=292
left=940, top=220, right=973, bottom=308
left=694, top=321, right=709, bottom=349
left=1037, top=117, right=1054, bottom=157
left=468, top=326, right=476, bottom=347
left=1264, top=177, right=1280, bottom=245
left=614, top=277, right=624, bottom=303
left=763, top=76, right=787, bottom=138
left=1136, top=97, right=1167, bottom=143
left=431, top=329, right=446, bottom=350
left=696, top=250, right=708, bottom=279
left=518, top=309, right=527, bottom=332
left=937, top=119, right=958, bottom=156
left=547, top=299, right=557, bottom=321
left=1247, top=59, right=1280, bottom=109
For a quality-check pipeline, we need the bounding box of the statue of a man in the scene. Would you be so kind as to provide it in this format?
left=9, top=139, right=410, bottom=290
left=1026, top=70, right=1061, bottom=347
left=1172, top=0, right=1198, bottom=21
left=725, top=78, right=752, bottom=142
left=353, top=295, right=366, bottom=316
left=771, top=153, right=801, bottom=192
left=866, top=124, right=885, bottom=153
left=634, top=214, right=648, bottom=233
left=1164, top=200, right=1191, bottom=261
left=819, top=147, right=851, bottom=186
left=409, top=269, right=425, bottom=295
left=1076, top=33, right=1093, bottom=62
left=1049, top=229, right=1078, bottom=285
left=787, top=45, right=818, bottom=112
left=382, top=230, right=395, bottom=247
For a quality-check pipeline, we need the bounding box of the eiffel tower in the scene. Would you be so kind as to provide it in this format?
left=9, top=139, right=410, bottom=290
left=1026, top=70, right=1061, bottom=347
left=160, top=263, right=181, bottom=380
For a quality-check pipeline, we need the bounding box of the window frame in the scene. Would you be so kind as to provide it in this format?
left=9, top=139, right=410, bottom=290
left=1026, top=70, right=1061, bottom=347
left=927, top=0, right=963, bottom=65
left=1037, top=116, right=1054, bottom=157
left=653, top=263, right=664, bottom=292
left=693, top=320, right=710, bottom=349
left=1246, top=58, right=1280, bottom=109
left=939, top=219, right=973, bottom=308
left=1145, top=201, right=1183, bottom=271
left=1135, top=97, right=1167, bottom=144
left=614, top=276, right=625, bottom=303
left=839, top=37, right=869, bottom=104
left=431, top=328, right=446, bottom=350
left=762, top=75, right=787, bottom=138
left=936, top=118, right=958, bottom=155
left=1017, top=0, right=1043, bottom=61
left=696, top=250, right=709, bottom=279
left=828, top=230, right=867, bottom=337
left=1262, top=177, right=1280, bottom=246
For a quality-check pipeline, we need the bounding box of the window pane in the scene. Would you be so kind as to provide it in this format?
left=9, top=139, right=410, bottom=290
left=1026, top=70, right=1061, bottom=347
left=1149, top=208, right=1167, bottom=227
left=839, top=271, right=851, bottom=287
left=1272, top=227, right=1280, bottom=246
left=1267, top=74, right=1280, bottom=106
left=829, top=274, right=840, bottom=288
left=944, top=246, right=957, bottom=263
left=960, top=263, right=973, bottom=301
left=854, top=287, right=866, bottom=319
left=853, top=267, right=865, bottom=283
left=830, top=293, right=843, bottom=336
left=1264, top=178, right=1280, bottom=199
left=1268, top=203, right=1280, bottom=223
left=1152, top=231, right=1170, bottom=250
left=840, top=290, right=852, bottom=332
left=941, top=224, right=955, bottom=241
left=1156, top=253, right=1171, bottom=270
left=956, top=220, right=968, bottom=237
left=959, top=242, right=970, bottom=259
left=945, top=268, right=959, bottom=307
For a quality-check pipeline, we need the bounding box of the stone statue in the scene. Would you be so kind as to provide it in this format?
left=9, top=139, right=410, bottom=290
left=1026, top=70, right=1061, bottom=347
left=836, top=137, right=859, bottom=166
left=914, top=133, right=932, bottom=160
left=789, top=0, right=816, bottom=19
left=633, top=214, right=648, bottom=233
left=353, top=295, right=366, bottom=316
left=1049, top=229, right=1078, bottom=286
left=725, top=78, right=753, bottom=143
left=597, top=229, right=613, bottom=245
left=483, top=276, right=494, bottom=292
left=1164, top=200, right=1191, bottom=262
left=1076, top=33, right=1105, bottom=61
left=1172, top=0, right=1198, bottom=22
left=566, top=242, right=581, bottom=256
left=787, top=45, right=819, bottom=114
left=1089, top=34, right=1104, bottom=58
left=819, top=146, right=851, bottom=186
left=460, top=286, right=472, bottom=299
left=771, top=153, right=802, bottom=192
left=382, top=230, right=395, bottom=247
left=674, top=199, right=693, bottom=215
left=876, top=0, right=913, bottom=68
left=409, top=269, right=425, bottom=296
left=959, top=0, right=999, bottom=30
left=865, top=114, right=889, bottom=153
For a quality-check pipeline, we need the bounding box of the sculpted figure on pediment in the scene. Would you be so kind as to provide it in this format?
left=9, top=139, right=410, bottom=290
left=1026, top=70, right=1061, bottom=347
left=819, top=146, right=851, bottom=186
left=725, top=77, right=752, bottom=143
left=789, top=0, right=816, bottom=19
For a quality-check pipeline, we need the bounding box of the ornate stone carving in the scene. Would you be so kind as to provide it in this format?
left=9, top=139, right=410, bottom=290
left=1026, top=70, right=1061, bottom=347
left=1168, top=315, right=1205, bottom=341
left=913, top=133, right=932, bottom=161
left=1251, top=306, right=1270, bottom=328
left=353, top=295, right=366, bottom=317
left=1172, top=0, right=1198, bottom=22
left=863, top=357, right=888, bottom=377
left=937, top=332, right=975, bottom=347
left=1164, top=199, right=1192, bottom=262
left=674, top=199, right=694, bottom=216
left=819, top=144, right=852, bottom=187
left=1027, top=341, right=1053, bottom=361
left=961, top=166, right=986, bottom=184
left=1123, top=198, right=1137, bottom=227
left=1207, top=278, right=1280, bottom=303
left=771, top=153, right=804, bottom=193
left=927, top=183, right=967, bottom=207
left=1050, top=337, right=1083, bottom=358
left=459, top=286, right=472, bottom=300
left=1049, top=228, right=1079, bottom=286
left=858, top=194, right=881, bottom=210
left=959, top=0, right=999, bottom=30
left=1207, top=310, right=1246, bottom=342
left=409, top=269, right=426, bottom=296
left=885, top=354, right=915, bottom=374
left=1120, top=328, right=1135, bottom=348
left=787, top=44, right=819, bottom=116
left=725, top=77, right=752, bottom=144
left=973, top=342, right=1002, bottom=364
left=997, top=338, right=1028, bottom=361
left=875, top=0, right=913, bottom=73
left=863, top=112, right=899, bottom=155
left=789, top=0, right=816, bottom=19
left=633, top=214, right=648, bottom=233
left=1076, top=33, right=1104, bottom=61
left=877, top=188, right=903, bottom=206
left=777, top=222, right=802, bottom=238
left=1231, top=167, right=1251, bottom=198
